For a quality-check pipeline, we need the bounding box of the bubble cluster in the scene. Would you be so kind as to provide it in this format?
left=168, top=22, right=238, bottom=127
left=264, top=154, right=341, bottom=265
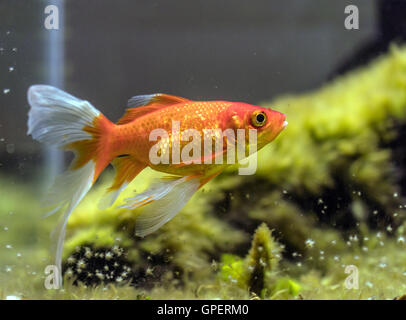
left=63, top=245, right=134, bottom=286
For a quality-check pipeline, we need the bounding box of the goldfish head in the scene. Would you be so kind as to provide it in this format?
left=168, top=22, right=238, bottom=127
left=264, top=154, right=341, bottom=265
left=223, top=102, right=287, bottom=150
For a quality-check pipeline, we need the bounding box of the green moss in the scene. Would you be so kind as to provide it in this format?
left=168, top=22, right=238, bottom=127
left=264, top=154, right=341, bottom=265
left=253, top=45, right=406, bottom=220
left=271, top=278, right=302, bottom=299
left=219, top=254, right=247, bottom=288
left=219, top=223, right=293, bottom=299
left=245, top=223, right=281, bottom=297
left=3, top=45, right=406, bottom=299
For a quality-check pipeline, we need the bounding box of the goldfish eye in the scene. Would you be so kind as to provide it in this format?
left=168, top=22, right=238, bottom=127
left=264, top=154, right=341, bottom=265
left=251, top=111, right=267, bottom=127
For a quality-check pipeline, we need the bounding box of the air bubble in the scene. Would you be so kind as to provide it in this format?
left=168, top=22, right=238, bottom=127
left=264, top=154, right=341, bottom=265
left=305, top=239, right=315, bottom=248
left=349, top=235, right=358, bottom=242
left=6, top=144, right=15, bottom=154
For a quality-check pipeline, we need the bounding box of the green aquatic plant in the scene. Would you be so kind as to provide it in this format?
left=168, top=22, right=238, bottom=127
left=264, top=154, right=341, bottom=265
left=58, top=46, right=406, bottom=283
left=4, top=45, right=406, bottom=299
left=62, top=168, right=247, bottom=287
left=219, top=223, right=291, bottom=299
left=245, top=223, right=281, bottom=297
left=255, top=45, right=406, bottom=229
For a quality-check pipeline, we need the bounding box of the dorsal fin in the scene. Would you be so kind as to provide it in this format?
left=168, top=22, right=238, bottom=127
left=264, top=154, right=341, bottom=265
left=117, top=106, right=163, bottom=125
left=127, top=93, right=188, bottom=108
left=117, top=93, right=189, bottom=125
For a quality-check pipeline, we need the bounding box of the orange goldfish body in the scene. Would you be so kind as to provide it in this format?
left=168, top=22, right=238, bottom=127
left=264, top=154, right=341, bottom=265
left=27, top=85, right=287, bottom=280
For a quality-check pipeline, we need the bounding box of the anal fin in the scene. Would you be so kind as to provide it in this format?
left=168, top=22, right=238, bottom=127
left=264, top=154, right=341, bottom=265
left=98, top=156, right=145, bottom=209
left=118, top=174, right=216, bottom=237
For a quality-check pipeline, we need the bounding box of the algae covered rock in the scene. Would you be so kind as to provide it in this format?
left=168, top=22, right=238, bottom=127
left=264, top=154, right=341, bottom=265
left=5, top=45, right=406, bottom=299
left=254, top=45, right=406, bottom=231
left=59, top=46, right=406, bottom=289
left=62, top=169, right=247, bottom=287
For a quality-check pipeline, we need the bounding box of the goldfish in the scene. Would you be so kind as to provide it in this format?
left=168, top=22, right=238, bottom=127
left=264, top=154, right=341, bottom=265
left=27, top=85, right=287, bottom=280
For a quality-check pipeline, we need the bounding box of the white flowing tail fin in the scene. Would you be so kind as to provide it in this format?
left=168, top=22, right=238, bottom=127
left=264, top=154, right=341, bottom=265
left=27, top=85, right=112, bottom=286
left=27, top=85, right=101, bottom=146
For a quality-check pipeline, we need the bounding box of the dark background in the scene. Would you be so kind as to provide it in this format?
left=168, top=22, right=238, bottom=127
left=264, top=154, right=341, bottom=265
left=0, top=0, right=390, bottom=159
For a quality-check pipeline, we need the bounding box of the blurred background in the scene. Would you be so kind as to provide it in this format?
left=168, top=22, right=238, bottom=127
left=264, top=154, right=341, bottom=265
left=2, top=0, right=406, bottom=299
left=0, top=0, right=384, bottom=165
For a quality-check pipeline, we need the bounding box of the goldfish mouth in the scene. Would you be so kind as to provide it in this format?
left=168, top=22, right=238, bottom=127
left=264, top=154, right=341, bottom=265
left=282, top=120, right=288, bottom=129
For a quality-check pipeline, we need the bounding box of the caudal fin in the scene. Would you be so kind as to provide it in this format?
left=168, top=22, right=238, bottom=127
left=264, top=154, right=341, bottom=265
left=27, top=85, right=113, bottom=285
